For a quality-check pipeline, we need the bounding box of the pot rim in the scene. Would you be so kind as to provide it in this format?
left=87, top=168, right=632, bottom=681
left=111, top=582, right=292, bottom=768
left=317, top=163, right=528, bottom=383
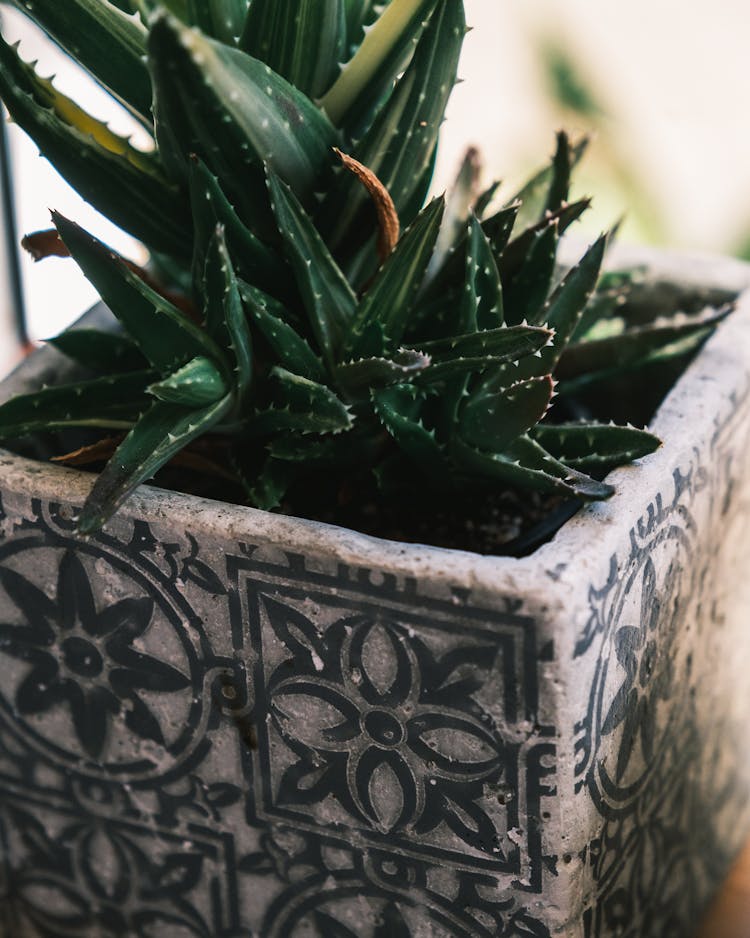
left=1, top=242, right=749, bottom=593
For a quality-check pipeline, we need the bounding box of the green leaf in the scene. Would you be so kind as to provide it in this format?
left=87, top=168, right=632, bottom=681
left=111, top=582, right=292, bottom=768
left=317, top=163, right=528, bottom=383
left=475, top=180, right=502, bottom=219
left=343, top=0, right=380, bottom=51
left=411, top=324, right=552, bottom=364
left=187, top=0, right=249, bottom=43
left=500, top=198, right=590, bottom=287
left=240, top=0, right=347, bottom=98
left=247, top=367, right=352, bottom=436
left=241, top=454, right=298, bottom=510
left=409, top=323, right=553, bottom=385
left=239, top=280, right=326, bottom=382
left=531, top=422, right=661, bottom=471
left=373, top=384, right=447, bottom=470
left=0, top=38, right=189, bottom=257
left=54, top=213, right=224, bottom=373
left=335, top=350, right=431, bottom=392
left=321, top=0, right=439, bottom=130
left=0, top=371, right=155, bottom=437
left=459, top=377, right=553, bottom=452
left=47, top=329, right=148, bottom=373
left=202, top=227, right=253, bottom=401
left=503, top=221, right=559, bottom=326
left=511, top=135, right=588, bottom=232
left=148, top=14, right=337, bottom=208
left=537, top=234, right=606, bottom=349
left=488, top=236, right=605, bottom=390
left=148, top=356, right=228, bottom=406
left=420, top=202, right=518, bottom=309
left=268, top=426, right=380, bottom=468
left=452, top=435, right=614, bottom=501
left=459, top=214, right=505, bottom=331
left=545, top=130, right=573, bottom=216
left=484, top=202, right=521, bottom=262
left=78, top=394, right=233, bottom=534
left=345, top=198, right=445, bottom=358
left=427, top=147, right=483, bottom=282
left=556, top=305, right=731, bottom=386
left=267, top=172, right=357, bottom=367
left=188, top=157, right=288, bottom=301
left=321, top=0, right=465, bottom=254
left=5, top=0, right=152, bottom=122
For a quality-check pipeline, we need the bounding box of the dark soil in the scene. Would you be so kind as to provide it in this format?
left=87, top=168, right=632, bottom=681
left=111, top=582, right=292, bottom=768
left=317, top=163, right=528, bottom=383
left=292, top=486, right=579, bottom=556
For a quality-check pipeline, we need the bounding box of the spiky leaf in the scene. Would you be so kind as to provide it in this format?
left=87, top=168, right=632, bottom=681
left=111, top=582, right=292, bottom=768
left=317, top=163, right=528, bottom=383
left=202, top=227, right=253, bottom=400
left=148, top=356, right=228, bottom=406
left=459, top=214, right=505, bottom=331
left=48, top=329, right=148, bottom=373
left=511, top=135, right=588, bottom=232
left=54, top=213, right=223, bottom=372
left=267, top=172, right=357, bottom=367
left=240, top=0, right=347, bottom=98
left=239, top=281, right=325, bottom=382
left=453, top=435, right=614, bottom=501
left=336, top=350, right=431, bottom=392
left=148, top=14, right=337, bottom=207
left=247, top=367, right=352, bottom=436
left=78, top=394, right=233, bottom=534
left=556, top=306, right=732, bottom=386
left=411, top=324, right=552, bottom=364
left=500, top=198, right=591, bottom=287
left=373, top=384, right=447, bottom=470
left=321, top=0, right=439, bottom=131
left=188, top=157, right=287, bottom=301
left=5, top=0, right=152, bottom=121
left=0, top=37, right=189, bottom=256
left=459, top=377, right=554, bottom=452
left=0, top=371, right=155, bottom=437
left=532, top=422, right=661, bottom=470
left=321, top=0, right=464, bottom=256
left=345, top=198, right=445, bottom=358
left=503, top=222, right=559, bottom=326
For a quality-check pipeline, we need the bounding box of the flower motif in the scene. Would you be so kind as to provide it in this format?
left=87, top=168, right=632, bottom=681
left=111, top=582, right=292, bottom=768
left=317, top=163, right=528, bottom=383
left=0, top=803, right=225, bottom=938
left=264, top=599, right=506, bottom=853
left=598, top=557, right=675, bottom=786
left=0, top=550, right=190, bottom=759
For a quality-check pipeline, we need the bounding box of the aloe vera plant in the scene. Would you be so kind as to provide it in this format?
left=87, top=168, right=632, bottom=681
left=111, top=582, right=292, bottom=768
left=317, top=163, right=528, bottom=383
left=0, top=0, right=727, bottom=538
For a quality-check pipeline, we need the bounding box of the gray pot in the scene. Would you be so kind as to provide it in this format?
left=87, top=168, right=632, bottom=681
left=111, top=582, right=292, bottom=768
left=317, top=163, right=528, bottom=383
left=0, top=246, right=748, bottom=938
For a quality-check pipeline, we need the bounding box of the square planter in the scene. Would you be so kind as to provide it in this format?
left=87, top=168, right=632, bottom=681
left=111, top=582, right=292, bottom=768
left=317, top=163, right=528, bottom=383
left=0, top=245, right=749, bottom=937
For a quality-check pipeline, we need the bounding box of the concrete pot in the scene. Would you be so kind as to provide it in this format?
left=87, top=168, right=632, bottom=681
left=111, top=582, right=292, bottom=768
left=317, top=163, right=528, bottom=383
left=0, top=246, right=749, bottom=937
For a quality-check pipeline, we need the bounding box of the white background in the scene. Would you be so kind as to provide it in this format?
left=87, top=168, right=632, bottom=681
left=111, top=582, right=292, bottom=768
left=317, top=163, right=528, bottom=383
left=1, top=0, right=749, bottom=371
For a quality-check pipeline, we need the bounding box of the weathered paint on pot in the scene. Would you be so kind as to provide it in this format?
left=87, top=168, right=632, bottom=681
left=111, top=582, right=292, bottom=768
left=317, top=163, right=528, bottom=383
left=0, top=247, right=748, bottom=937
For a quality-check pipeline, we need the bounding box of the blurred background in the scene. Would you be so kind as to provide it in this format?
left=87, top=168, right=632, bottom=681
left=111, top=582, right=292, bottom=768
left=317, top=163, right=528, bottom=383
left=1, top=0, right=750, bottom=374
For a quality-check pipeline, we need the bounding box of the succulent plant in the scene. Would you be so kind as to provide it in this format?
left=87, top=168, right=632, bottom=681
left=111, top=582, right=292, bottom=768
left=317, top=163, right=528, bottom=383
left=0, top=0, right=728, bottom=538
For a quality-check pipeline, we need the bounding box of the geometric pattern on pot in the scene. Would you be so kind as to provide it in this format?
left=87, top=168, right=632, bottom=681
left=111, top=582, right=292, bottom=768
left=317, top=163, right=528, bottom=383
left=0, top=499, right=231, bottom=784
left=574, top=462, right=745, bottom=938
left=573, top=483, right=695, bottom=815
left=0, top=791, right=239, bottom=937
left=230, top=552, right=557, bottom=889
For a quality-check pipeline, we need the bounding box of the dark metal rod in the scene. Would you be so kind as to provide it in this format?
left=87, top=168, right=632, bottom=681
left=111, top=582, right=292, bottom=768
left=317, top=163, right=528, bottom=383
left=0, top=109, right=27, bottom=349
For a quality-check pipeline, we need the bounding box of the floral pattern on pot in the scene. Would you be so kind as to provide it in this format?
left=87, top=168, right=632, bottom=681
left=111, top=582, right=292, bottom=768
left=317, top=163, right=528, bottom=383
left=0, top=494, right=557, bottom=937
left=0, top=549, right=191, bottom=760
left=576, top=420, right=750, bottom=938
left=236, top=551, right=556, bottom=885
left=0, top=501, right=246, bottom=786
left=266, top=610, right=505, bottom=840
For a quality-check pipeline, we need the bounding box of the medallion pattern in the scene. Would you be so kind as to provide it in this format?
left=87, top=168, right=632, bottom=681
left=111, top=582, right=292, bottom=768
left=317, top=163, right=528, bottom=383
left=0, top=493, right=555, bottom=937
left=576, top=402, right=750, bottom=938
